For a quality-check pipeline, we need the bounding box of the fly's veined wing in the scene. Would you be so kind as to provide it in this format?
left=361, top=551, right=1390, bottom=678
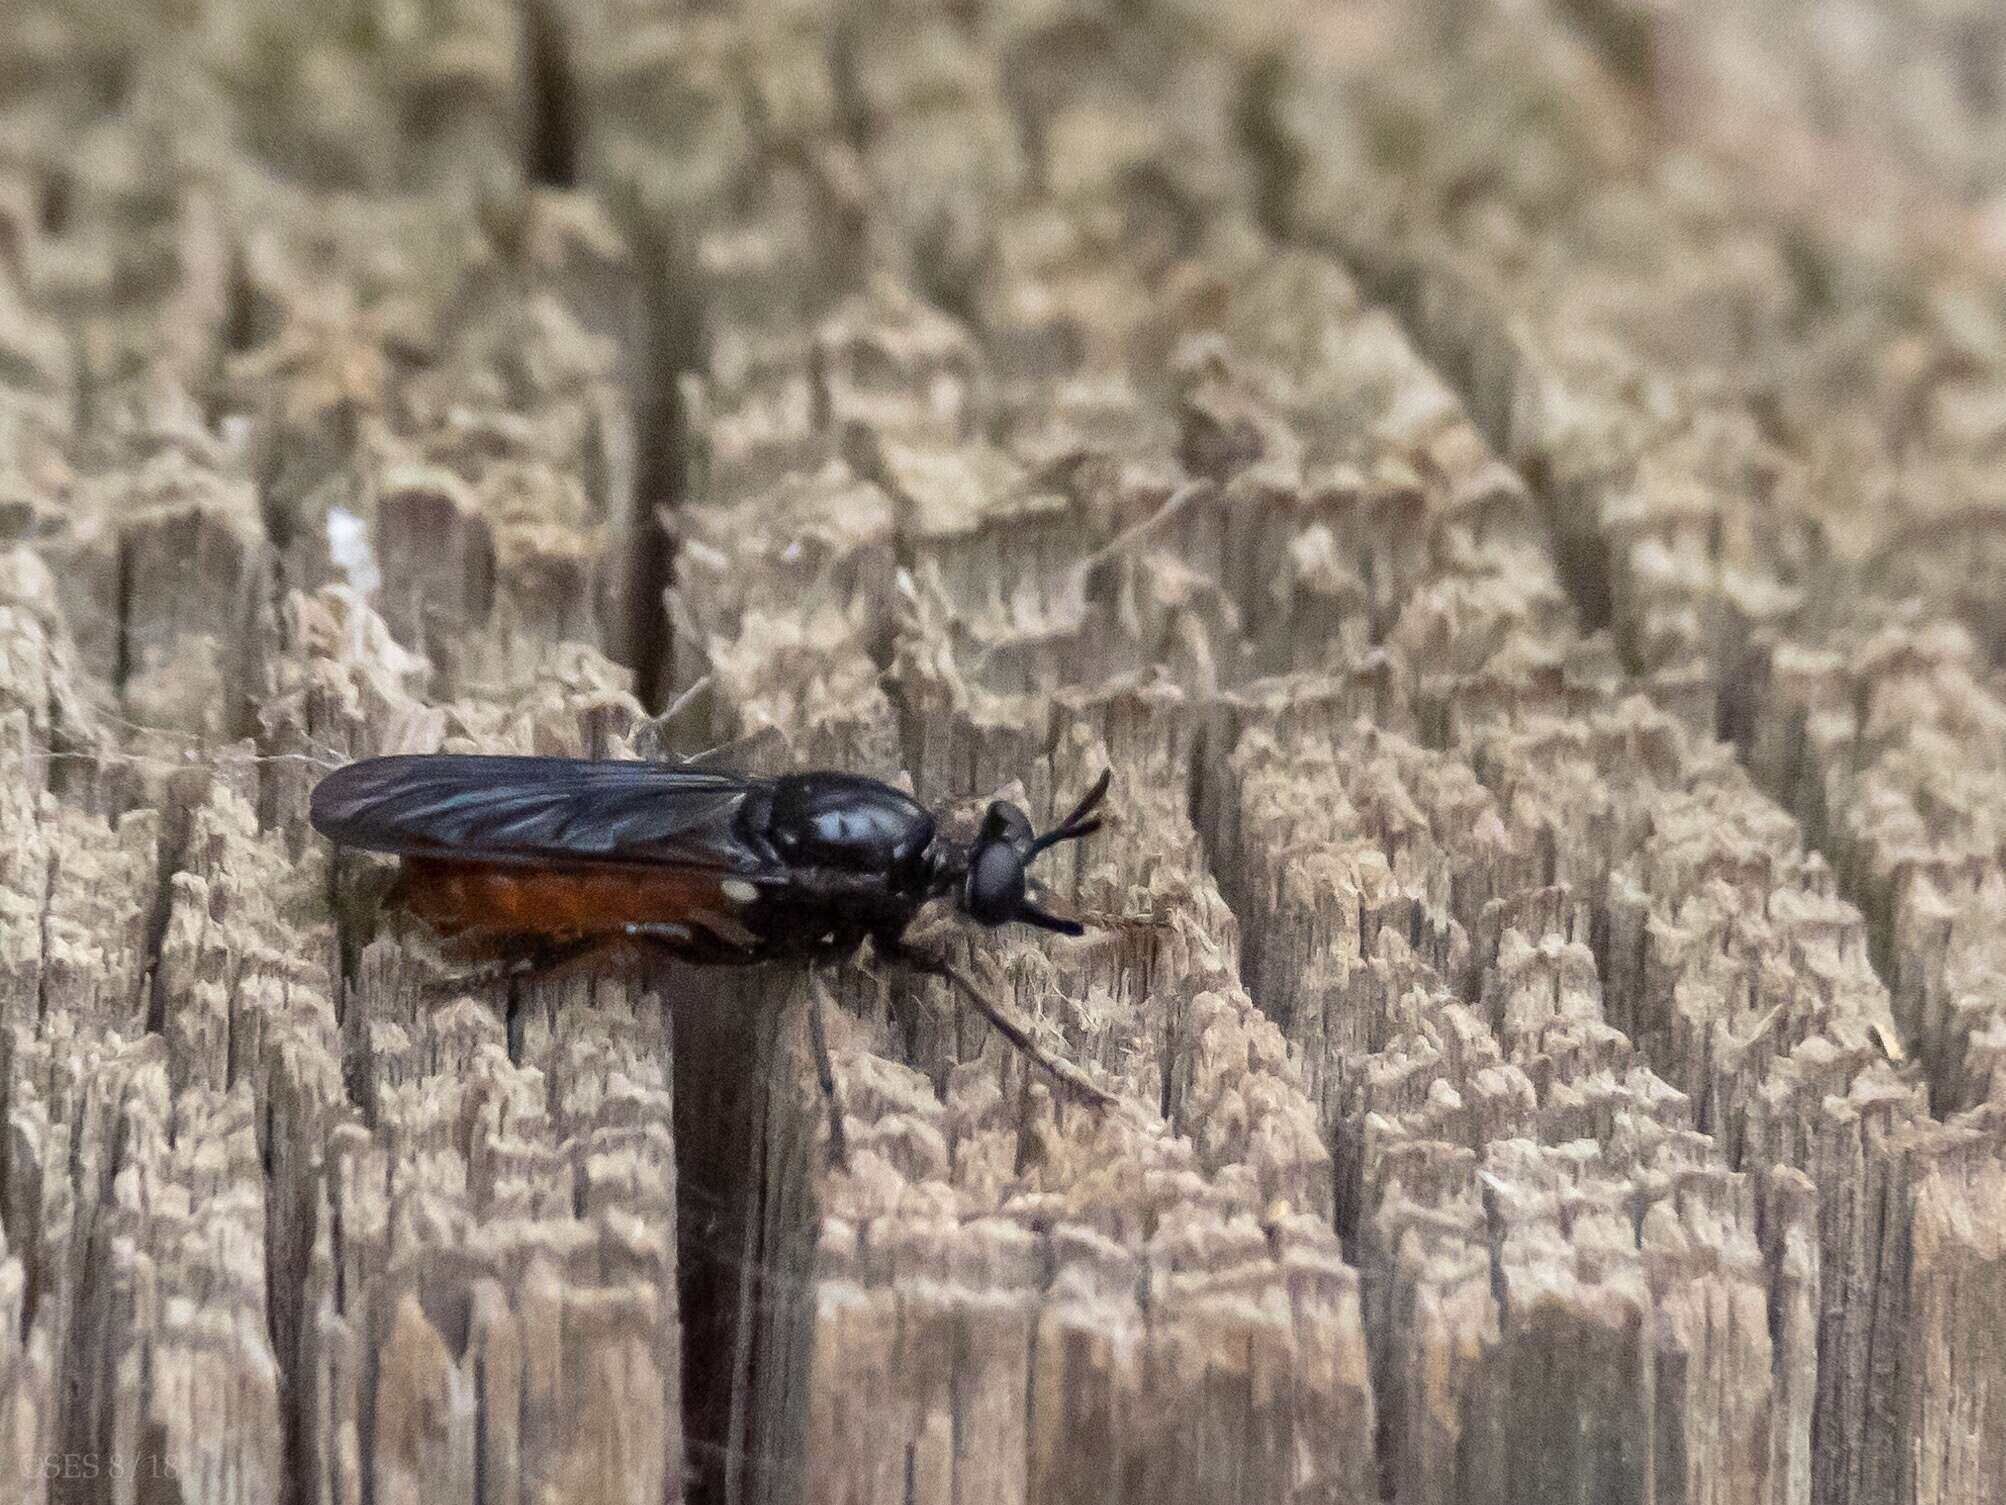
left=309, top=755, right=773, bottom=871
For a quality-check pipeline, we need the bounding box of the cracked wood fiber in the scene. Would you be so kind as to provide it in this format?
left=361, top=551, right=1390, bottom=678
left=1, top=0, right=2003, bottom=1503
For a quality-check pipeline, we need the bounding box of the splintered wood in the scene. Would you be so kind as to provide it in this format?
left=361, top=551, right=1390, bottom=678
left=1, top=0, right=2004, bottom=1502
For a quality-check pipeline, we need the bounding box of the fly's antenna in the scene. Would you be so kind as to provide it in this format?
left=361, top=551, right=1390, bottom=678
left=1028, top=768, right=1112, bottom=858
left=1013, top=769, right=1113, bottom=934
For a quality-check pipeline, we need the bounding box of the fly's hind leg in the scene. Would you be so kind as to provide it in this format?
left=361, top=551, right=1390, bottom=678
left=426, top=924, right=692, bottom=998
left=421, top=935, right=613, bottom=998
left=880, top=940, right=1117, bottom=1109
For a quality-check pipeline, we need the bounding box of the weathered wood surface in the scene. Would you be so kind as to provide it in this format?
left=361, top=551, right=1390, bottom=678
left=2, top=0, right=2004, bottom=1502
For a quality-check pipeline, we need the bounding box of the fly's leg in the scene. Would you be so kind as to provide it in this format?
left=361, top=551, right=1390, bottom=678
left=623, top=926, right=848, bottom=1167
left=621, top=922, right=701, bottom=950
left=880, top=941, right=1117, bottom=1109
left=420, top=936, right=611, bottom=997
left=804, top=974, right=850, bottom=1169
left=425, top=924, right=693, bottom=997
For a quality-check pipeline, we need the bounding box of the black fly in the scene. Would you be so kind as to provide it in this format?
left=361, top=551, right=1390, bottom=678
left=310, top=757, right=1119, bottom=1155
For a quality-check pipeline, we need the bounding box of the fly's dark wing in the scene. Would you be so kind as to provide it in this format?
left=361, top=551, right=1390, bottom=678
left=309, top=755, right=774, bottom=872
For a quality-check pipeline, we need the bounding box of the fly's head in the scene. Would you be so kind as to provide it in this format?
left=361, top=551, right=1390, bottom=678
left=933, top=770, right=1112, bottom=936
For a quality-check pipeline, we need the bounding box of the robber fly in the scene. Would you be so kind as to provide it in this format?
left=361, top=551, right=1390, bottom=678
left=309, top=755, right=1118, bottom=1147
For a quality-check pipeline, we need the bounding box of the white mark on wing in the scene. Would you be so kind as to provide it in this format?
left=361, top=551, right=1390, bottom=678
left=721, top=878, right=759, bottom=904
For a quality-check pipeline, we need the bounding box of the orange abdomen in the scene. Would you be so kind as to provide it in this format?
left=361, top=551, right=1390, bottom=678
left=395, top=857, right=737, bottom=941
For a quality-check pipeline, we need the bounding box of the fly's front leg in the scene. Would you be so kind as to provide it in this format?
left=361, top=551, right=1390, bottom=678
left=879, top=939, right=1117, bottom=1109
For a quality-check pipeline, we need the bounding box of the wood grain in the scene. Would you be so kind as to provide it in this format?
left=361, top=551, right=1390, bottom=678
left=2, top=0, right=2004, bottom=1502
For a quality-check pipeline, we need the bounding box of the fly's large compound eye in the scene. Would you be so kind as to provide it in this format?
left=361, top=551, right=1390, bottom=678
left=965, top=840, right=1028, bottom=925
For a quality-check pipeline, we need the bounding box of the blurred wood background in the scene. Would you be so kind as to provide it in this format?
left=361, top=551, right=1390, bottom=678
left=3, top=0, right=2006, bottom=1501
